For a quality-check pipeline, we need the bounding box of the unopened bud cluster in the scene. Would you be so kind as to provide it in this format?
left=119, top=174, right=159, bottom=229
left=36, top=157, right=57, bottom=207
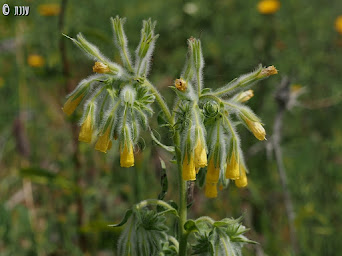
left=62, top=16, right=158, bottom=167
left=173, top=38, right=277, bottom=198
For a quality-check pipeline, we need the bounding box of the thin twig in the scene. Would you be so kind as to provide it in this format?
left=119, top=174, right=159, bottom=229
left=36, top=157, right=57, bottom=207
left=273, top=77, right=299, bottom=254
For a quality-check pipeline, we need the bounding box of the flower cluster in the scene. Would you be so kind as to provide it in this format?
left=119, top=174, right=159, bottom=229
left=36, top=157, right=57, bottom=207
left=173, top=38, right=277, bottom=198
left=62, top=17, right=158, bottom=167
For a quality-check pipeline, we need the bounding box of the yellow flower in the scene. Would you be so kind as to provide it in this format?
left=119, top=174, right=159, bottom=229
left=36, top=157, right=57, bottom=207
left=335, top=16, right=342, bottom=35
left=236, top=90, right=254, bottom=103
left=38, top=4, right=61, bottom=16
left=206, top=157, right=220, bottom=183
left=175, top=78, right=187, bottom=92
left=235, top=166, right=248, bottom=188
left=27, top=54, right=45, bottom=68
left=225, top=150, right=240, bottom=180
left=78, top=114, right=93, bottom=143
left=62, top=92, right=85, bottom=116
left=205, top=182, right=218, bottom=198
left=93, top=62, right=110, bottom=73
left=243, top=117, right=266, bottom=141
left=182, top=153, right=196, bottom=181
left=257, top=0, right=280, bottom=15
left=194, top=139, right=207, bottom=168
left=95, top=127, right=112, bottom=153
left=120, top=143, right=134, bottom=168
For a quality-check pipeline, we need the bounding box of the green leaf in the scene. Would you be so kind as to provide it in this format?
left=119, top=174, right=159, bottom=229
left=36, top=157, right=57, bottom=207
left=184, top=220, right=199, bottom=233
left=108, top=209, right=133, bottom=227
left=117, top=208, right=169, bottom=256
left=158, top=157, right=168, bottom=201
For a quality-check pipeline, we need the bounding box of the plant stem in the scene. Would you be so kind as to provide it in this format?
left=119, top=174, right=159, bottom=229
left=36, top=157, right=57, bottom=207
left=144, top=80, right=172, bottom=123
left=174, top=132, right=188, bottom=256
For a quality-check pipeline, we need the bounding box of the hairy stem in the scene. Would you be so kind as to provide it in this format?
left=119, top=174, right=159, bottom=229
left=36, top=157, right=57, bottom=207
left=174, top=132, right=188, bottom=256
left=144, top=80, right=172, bottom=124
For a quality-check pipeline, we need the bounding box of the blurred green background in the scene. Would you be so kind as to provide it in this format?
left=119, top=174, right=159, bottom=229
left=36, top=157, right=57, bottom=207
left=1, top=0, right=342, bottom=255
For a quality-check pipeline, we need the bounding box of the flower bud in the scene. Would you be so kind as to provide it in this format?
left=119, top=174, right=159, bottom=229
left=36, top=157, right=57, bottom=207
left=246, top=119, right=266, bottom=140
left=95, top=126, right=112, bottom=153
left=241, top=114, right=266, bottom=141
left=235, top=166, right=248, bottom=188
left=62, top=92, right=85, bottom=116
left=120, top=143, right=134, bottom=168
left=257, top=65, right=278, bottom=78
left=175, top=78, right=187, bottom=92
left=79, top=112, right=93, bottom=143
left=194, top=139, right=207, bottom=168
left=203, top=101, right=219, bottom=118
left=206, top=157, right=220, bottom=183
left=236, top=90, right=254, bottom=103
left=93, top=62, right=110, bottom=73
left=257, top=0, right=280, bottom=15
left=205, top=182, right=218, bottom=198
left=182, top=153, right=196, bottom=181
left=225, top=150, right=240, bottom=180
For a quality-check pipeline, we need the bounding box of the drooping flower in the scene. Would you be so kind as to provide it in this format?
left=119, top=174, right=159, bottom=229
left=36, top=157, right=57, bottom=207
left=79, top=113, right=93, bottom=143
left=206, top=157, right=220, bottom=183
left=62, top=92, right=86, bottom=116
left=242, top=116, right=266, bottom=141
left=235, top=165, right=248, bottom=188
left=120, top=143, right=134, bottom=168
left=182, top=153, right=196, bottom=181
left=194, top=139, right=207, bottom=168
left=27, top=54, right=45, bottom=68
left=226, top=150, right=240, bottom=180
left=257, top=0, right=280, bottom=15
left=93, top=62, right=110, bottom=73
left=205, top=182, right=217, bottom=198
left=95, top=126, right=112, bottom=153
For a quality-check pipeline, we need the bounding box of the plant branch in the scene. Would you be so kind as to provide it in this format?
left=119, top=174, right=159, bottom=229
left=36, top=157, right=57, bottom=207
left=272, top=77, right=299, bottom=254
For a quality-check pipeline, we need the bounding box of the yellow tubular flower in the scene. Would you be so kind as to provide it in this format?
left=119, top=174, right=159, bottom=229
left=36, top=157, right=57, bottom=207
left=206, top=158, right=220, bottom=183
left=235, top=166, right=248, bottom=188
left=38, top=4, right=61, bottom=16
left=244, top=118, right=266, bottom=141
left=62, top=92, right=85, bottom=116
left=205, top=182, right=218, bottom=198
left=27, top=54, right=45, bottom=68
left=95, top=127, right=112, bottom=153
left=194, top=140, right=207, bottom=168
left=93, top=62, right=110, bottom=73
left=225, top=150, right=240, bottom=180
left=79, top=114, right=93, bottom=143
left=257, top=0, right=280, bottom=15
left=120, top=143, right=134, bottom=168
left=182, top=153, right=196, bottom=181
left=236, top=90, right=254, bottom=103
left=175, top=78, right=187, bottom=92
left=335, top=16, right=342, bottom=34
